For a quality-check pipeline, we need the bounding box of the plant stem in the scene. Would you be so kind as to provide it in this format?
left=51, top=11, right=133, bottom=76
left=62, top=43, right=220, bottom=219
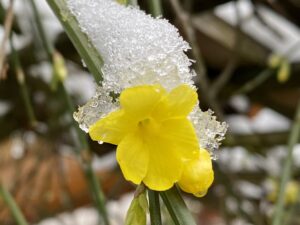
left=160, top=186, right=197, bottom=225
left=148, top=190, right=162, bottom=225
left=29, top=0, right=54, bottom=60
left=9, top=36, right=37, bottom=127
left=149, top=0, right=163, bottom=17
left=56, top=76, right=110, bottom=225
left=28, top=2, right=110, bottom=224
left=0, top=185, right=29, bottom=225
left=128, top=0, right=138, bottom=6
left=85, top=163, right=110, bottom=225
left=272, top=100, right=300, bottom=225
left=235, top=69, right=275, bottom=95
left=46, top=0, right=103, bottom=83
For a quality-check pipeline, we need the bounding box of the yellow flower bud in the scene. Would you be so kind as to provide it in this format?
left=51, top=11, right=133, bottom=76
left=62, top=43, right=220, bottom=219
left=178, top=149, right=214, bottom=197
left=267, top=180, right=299, bottom=205
left=277, top=60, right=290, bottom=83
left=268, top=54, right=283, bottom=69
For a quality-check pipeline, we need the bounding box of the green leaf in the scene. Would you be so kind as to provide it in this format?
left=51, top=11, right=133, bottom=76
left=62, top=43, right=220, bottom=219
left=160, top=186, right=197, bottom=225
left=125, top=192, right=148, bottom=225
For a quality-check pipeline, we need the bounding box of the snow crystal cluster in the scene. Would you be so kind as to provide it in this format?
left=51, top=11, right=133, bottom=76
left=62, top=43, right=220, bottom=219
left=189, top=108, right=228, bottom=159
left=67, top=0, right=194, bottom=92
left=73, top=86, right=119, bottom=132
left=69, top=0, right=227, bottom=155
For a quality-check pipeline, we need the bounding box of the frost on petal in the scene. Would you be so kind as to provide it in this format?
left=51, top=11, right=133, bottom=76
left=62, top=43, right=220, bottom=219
left=67, top=0, right=195, bottom=92
left=189, top=107, right=228, bottom=159
left=73, top=86, right=119, bottom=132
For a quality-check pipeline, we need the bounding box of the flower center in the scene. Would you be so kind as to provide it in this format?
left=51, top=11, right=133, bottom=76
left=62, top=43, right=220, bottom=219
left=138, top=117, right=160, bottom=134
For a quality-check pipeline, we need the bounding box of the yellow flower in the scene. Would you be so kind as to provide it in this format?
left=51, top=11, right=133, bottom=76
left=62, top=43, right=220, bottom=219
left=178, top=148, right=214, bottom=197
left=89, top=84, right=206, bottom=191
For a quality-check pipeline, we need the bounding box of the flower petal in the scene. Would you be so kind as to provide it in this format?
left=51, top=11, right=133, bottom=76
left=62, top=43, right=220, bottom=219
left=153, top=84, right=198, bottom=120
left=89, top=110, right=137, bottom=145
left=120, top=85, right=166, bottom=120
left=160, top=118, right=200, bottom=160
left=143, top=137, right=183, bottom=191
left=178, top=149, right=214, bottom=197
left=116, top=132, right=149, bottom=184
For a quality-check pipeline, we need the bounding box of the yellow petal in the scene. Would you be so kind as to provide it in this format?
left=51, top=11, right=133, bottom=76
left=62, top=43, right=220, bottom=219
left=143, top=137, right=183, bottom=191
left=153, top=84, right=198, bottom=120
left=160, top=118, right=200, bottom=160
left=89, top=110, right=137, bottom=145
left=178, top=149, right=214, bottom=197
left=120, top=85, right=166, bottom=120
left=116, top=132, right=149, bottom=185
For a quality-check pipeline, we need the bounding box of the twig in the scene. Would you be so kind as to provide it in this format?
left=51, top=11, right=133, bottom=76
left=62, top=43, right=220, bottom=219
left=0, top=0, right=14, bottom=79
left=272, top=100, right=300, bottom=225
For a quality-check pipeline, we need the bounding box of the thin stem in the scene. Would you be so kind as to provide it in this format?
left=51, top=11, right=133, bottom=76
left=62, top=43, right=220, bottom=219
left=272, top=100, right=300, bottom=225
left=46, top=0, right=103, bottom=83
left=57, top=80, right=110, bottom=225
left=10, top=36, right=37, bottom=127
left=29, top=0, right=54, bottom=61
left=85, top=163, right=110, bottom=225
left=160, top=186, right=197, bottom=225
left=0, top=185, right=29, bottom=225
left=148, top=190, right=162, bottom=225
left=29, top=2, right=109, bottom=224
left=148, top=0, right=163, bottom=17
left=234, top=69, right=274, bottom=95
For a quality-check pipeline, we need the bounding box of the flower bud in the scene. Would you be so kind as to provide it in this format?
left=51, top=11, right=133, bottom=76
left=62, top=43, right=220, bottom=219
left=178, top=149, right=214, bottom=197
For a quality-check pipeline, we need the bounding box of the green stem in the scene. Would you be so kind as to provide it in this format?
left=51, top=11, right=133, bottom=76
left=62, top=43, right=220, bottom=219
left=128, top=0, right=138, bottom=6
left=235, top=69, right=275, bottom=95
left=160, top=186, right=197, bottom=225
left=0, top=185, right=29, bottom=225
left=46, top=0, right=103, bottom=83
left=29, top=0, right=54, bottom=61
left=57, top=82, right=110, bottom=225
left=29, top=2, right=109, bottom=224
left=272, top=100, right=300, bottom=225
left=148, top=190, right=162, bottom=225
left=9, top=36, right=37, bottom=127
left=149, top=0, right=163, bottom=17
left=85, top=163, right=110, bottom=225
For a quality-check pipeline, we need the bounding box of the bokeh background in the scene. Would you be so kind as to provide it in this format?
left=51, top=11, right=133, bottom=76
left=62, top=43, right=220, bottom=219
left=0, top=0, right=300, bottom=224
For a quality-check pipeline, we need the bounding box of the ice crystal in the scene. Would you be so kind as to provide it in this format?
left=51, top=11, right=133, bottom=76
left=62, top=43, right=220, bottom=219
left=73, top=86, right=119, bottom=132
left=189, top=107, right=228, bottom=159
left=67, top=0, right=195, bottom=92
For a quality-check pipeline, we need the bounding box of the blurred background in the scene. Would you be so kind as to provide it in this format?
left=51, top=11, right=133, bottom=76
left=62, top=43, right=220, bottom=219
left=0, top=0, right=300, bottom=224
